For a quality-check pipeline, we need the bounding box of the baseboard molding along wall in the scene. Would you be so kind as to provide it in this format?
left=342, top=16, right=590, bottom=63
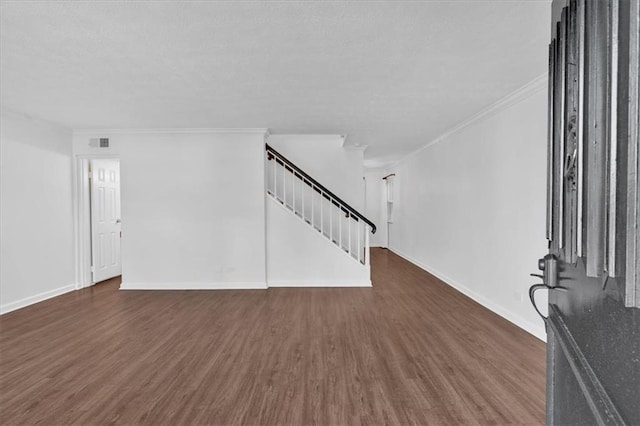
left=0, top=284, right=76, bottom=315
left=389, top=248, right=547, bottom=342
left=119, top=281, right=268, bottom=290
left=268, top=280, right=372, bottom=288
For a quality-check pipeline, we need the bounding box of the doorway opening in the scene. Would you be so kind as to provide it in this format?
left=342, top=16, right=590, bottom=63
left=74, top=157, right=121, bottom=288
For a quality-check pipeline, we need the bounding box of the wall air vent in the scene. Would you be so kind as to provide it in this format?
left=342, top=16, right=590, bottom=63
left=89, top=137, right=110, bottom=148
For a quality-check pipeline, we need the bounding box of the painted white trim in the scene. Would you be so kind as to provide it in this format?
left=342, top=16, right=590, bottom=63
left=264, top=148, right=270, bottom=288
left=342, top=136, right=369, bottom=152
left=343, top=144, right=368, bottom=152
left=119, top=281, right=268, bottom=290
left=0, top=107, right=73, bottom=131
left=0, top=284, right=76, bottom=315
left=392, top=73, right=548, bottom=168
left=73, top=155, right=121, bottom=290
left=268, top=280, right=372, bottom=288
left=73, top=157, right=90, bottom=289
left=73, top=128, right=269, bottom=136
left=388, top=248, right=547, bottom=342
left=267, top=195, right=370, bottom=267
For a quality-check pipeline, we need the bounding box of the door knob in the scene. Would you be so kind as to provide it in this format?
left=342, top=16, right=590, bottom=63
left=116, top=219, right=121, bottom=224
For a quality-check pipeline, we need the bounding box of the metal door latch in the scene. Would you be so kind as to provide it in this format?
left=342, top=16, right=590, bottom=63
left=538, top=254, right=558, bottom=288
left=529, top=254, right=560, bottom=321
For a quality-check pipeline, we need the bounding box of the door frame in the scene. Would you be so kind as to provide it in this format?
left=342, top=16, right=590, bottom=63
left=72, top=154, right=120, bottom=289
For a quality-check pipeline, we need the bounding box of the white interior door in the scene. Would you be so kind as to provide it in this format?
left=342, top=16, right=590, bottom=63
left=90, top=159, right=121, bottom=283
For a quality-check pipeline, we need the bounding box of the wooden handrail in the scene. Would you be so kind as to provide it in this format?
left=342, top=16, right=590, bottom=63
left=266, top=144, right=377, bottom=234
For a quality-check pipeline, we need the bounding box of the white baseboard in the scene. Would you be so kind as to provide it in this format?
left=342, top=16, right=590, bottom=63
left=389, top=248, right=547, bottom=342
left=268, top=280, right=372, bottom=288
left=0, top=284, right=76, bottom=315
left=119, top=281, right=268, bottom=290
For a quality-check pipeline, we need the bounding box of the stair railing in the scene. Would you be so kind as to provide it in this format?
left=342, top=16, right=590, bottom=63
left=266, top=144, right=376, bottom=265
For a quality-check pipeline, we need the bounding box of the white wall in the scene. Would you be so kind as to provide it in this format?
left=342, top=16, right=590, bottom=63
left=387, top=81, right=549, bottom=340
left=266, top=197, right=370, bottom=287
left=267, top=135, right=365, bottom=211
left=1, top=110, right=75, bottom=313
left=73, top=130, right=268, bottom=289
left=364, top=168, right=388, bottom=247
left=265, top=134, right=373, bottom=286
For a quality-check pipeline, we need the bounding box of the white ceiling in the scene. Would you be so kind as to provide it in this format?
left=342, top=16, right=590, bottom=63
left=0, top=1, right=550, bottom=166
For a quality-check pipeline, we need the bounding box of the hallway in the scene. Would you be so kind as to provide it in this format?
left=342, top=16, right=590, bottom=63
left=0, top=249, right=545, bottom=425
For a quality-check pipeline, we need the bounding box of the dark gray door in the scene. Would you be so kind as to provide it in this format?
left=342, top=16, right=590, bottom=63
left=538, top=0, right=639, bottom=424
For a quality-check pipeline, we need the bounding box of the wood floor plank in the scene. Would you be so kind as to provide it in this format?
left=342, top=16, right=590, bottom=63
left=0, top=249, right=545, bottom=425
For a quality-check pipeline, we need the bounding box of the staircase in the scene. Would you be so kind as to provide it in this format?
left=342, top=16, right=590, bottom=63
left=266, top=144, right=376, bottom=266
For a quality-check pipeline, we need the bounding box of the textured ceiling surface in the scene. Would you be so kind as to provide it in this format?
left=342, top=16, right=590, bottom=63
left=0, top=1, right=550, bottom=166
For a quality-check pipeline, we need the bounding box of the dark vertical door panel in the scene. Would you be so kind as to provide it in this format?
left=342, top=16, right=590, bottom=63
left=577, top=0, right=586, bottom=258
left=626, top=0, right=640, bottom=308
left=615, top=0, right=630, bottom=289
left=584, top=0, right=609, bottom=278
left=553, top=16, right=567, bottom=256
left=607, top=0, right=620, bottom=278
left=548, top=40, right=557, bottom=242
left=544, top=1, right=640, bottom=424
left=564, top=0, right=579, bottom=264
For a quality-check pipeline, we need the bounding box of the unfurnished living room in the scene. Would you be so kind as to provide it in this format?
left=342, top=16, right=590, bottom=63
left=1, top=1, right=638, bottom=425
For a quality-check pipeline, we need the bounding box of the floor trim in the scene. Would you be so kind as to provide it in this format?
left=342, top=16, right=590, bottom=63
left=120, top=281, right=268, bottom=290
left=268, top=280, right=372, bottom=288
left=389, top=248, right=547, bottom=341
left=0, top=284, right=76, bottom=315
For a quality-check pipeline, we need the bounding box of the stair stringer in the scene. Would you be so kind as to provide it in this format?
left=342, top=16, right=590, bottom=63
left=266, top=196, right=371, bottom=287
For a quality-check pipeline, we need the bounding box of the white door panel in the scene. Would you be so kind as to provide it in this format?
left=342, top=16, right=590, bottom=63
left=91, top=159, right=121, bottom=283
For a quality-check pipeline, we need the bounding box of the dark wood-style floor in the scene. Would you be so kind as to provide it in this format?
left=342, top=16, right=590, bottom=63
left=0, top=249, right=545, bottom=425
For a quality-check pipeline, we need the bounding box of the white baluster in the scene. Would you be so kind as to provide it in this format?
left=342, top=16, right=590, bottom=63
left=365, top=228, right=370, bottom=266
left=330, top=199, right=333, bottom=243
left=320, top=192, right=324, bottom=234
left=267, top=148, right=374, bottom=265
left=266, top=152, right=270, bottom=194
left=348, top=215, right=352, bottom=257
left=357, top=220, right=361, bottom=264
left=339, top=208, right=342, bottom=250
left=273, top=155, right=277, bottom=200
